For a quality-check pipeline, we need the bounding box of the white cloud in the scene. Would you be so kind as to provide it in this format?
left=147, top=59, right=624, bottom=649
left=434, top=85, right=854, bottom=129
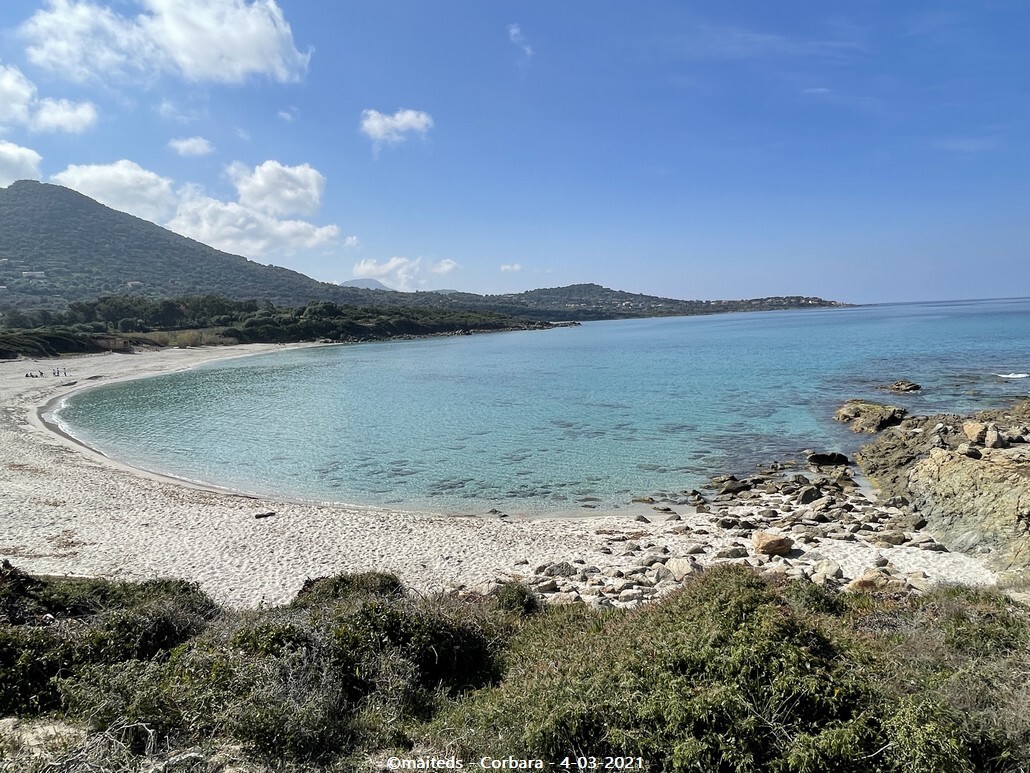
left=168, top=185, right=338, bottom=257
left=168, top=136, right=214, bottom=156
left=51, top=159, right=177, bottom=221
left=228, top=160, right=325, bottom=217
left=0, top=64, right=35, bottom=128
left=277, top=107, right=298, bottom=122
left=0, top=141, right=42, bottom=187
left=508, top=23, right=533, bottom=60
left=353, top=257, right=424, bottom=292
left=360, top=108, right=433, bottom=150
left=343, top=235, right=359, bottom=248
left=31, top=98, right=98, bottom=133
left=20, top=0, right=310, bottom=85
left=48, top=155, right=340, bottom=259
left=0, top=63, right=96, bottom=134
left=500, top=263, right=523, bottom=273
left=353, top=256, right=459, bottom=290
left=431, top=259, right=459, bottom=275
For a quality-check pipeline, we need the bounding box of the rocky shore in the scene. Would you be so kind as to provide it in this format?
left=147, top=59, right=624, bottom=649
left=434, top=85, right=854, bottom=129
left=484, top=452, right=996, bottom=609
left=855, top=399, right=1030, bottom=574
left=493, top=398, right=1030, bottom=609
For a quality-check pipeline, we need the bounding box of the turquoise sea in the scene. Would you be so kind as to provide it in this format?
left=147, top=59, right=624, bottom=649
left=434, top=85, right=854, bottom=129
left=53, top=298, right=1030, bottom=515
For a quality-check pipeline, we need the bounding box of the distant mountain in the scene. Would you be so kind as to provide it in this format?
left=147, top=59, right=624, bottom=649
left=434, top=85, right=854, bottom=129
left=0, top=181, right=848, bottom=322
left=339, top=278, right=394, bottom=291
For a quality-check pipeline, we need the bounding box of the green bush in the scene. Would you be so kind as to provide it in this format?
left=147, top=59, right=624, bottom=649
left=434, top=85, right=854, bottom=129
left=289, top=571, right=405, bottom=609
left=0, top=570, right=218, bottom=715
left=58, top=572, right=504, bottom=766
left=3, top=564, right=1027, bottom=772
left=430, top=566, right=1030, bottom=772
left=495, top=580, right=542, bottom=615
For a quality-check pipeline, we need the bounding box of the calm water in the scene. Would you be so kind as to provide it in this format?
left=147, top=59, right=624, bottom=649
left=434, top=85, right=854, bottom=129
left=53, top=299, right=1030, bottom=515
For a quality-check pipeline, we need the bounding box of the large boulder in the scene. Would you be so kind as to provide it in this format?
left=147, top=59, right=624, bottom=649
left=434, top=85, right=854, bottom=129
left=834, top=400, right=907, bottom=433
left=753, top=531, right=794, bottom=556
left=907, top=448, right=1030, bottom=570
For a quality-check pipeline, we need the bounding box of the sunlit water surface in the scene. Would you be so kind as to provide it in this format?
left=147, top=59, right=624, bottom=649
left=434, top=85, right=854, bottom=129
left=54, top=299, right=1030, bottom=515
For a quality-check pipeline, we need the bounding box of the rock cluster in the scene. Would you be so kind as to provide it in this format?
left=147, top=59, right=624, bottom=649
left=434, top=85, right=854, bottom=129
left=856, top=400, right=1030, bottom=571
left=483, top=457, right=962, bottom=609
left=834, top=400, right=907, bottom=433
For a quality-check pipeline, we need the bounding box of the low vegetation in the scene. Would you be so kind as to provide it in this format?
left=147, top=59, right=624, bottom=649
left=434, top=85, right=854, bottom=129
left=0, top=294, right=546, bottom=358
left=1, top=561, right=1028, bottom=772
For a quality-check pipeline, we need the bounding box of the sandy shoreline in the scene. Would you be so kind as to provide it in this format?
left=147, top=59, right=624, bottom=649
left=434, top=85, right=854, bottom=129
left=0, top=344, right=998, bottom=608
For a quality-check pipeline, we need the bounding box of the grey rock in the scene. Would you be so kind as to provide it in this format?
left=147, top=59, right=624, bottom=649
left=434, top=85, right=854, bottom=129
left=714, top=546, right=748, bottom=559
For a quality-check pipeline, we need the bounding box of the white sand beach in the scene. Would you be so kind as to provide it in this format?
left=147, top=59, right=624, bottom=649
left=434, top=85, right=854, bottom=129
left=0, top=345, right=997, bottom=608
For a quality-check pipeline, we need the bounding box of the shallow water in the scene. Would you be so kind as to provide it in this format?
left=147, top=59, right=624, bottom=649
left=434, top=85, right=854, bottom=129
left=55, top=298, right=1030, bottom=514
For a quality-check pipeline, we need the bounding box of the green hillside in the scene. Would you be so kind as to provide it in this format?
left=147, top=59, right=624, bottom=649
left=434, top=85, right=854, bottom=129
left=0, top=181, right=847, bottom=320
left=0, top=180, right=360, bottom=310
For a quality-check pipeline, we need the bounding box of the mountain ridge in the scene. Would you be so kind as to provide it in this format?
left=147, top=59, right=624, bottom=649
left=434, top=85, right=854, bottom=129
left=0, top=181, right=848, bottom=321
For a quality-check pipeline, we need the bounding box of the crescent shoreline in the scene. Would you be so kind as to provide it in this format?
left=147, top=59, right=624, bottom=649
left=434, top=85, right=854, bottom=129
left=0, top=343, right=998, bottom=608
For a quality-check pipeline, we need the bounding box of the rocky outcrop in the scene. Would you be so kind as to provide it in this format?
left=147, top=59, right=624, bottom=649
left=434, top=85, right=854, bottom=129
left=907, top=448, right=1030, bottom=570
left=855, top=399, right=1030, bottom=570
left=834, top=400, right=907, bottom=433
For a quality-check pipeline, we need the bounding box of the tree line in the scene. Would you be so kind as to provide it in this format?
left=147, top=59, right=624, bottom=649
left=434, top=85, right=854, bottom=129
left=0, top=294, right=546, bottom=358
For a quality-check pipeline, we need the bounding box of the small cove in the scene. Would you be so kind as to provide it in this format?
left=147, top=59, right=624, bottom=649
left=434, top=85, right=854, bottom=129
left=52, top=298, right=1030, bottom=515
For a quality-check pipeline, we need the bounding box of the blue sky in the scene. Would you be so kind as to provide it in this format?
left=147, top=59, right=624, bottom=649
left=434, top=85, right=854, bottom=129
left=1, top=1, right=1028, bottom=303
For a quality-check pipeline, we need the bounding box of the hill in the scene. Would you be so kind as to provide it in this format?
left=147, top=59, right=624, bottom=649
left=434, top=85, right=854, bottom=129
left=0, top=180, right=366, bottom=311
left=0, top=181, right=847, bottom=321
left=338, top=278, right=394, bottom=290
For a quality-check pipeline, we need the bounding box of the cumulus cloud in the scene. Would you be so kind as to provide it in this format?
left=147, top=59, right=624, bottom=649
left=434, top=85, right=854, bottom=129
left=352, top=257, right=459, bottom=290
left=48, top=155, right=340, bottom=260
left=0, top=140, right=43, bottom=187
left=31, top=98, right=98, bottom=133
left=343, top=235, right=359, bottom=248
left=168, top=136, right=214, bottom=156
left=228, top=160, right=325, bottom=217
left=360, top=108, right=433, bottom=150
left=51, top=159, right=177, bottom=221
left=500, top=263, right=523, bottom=273
left=0, top=63, right=96, bottom=133
left=168, top=185, right=338, bottom=257
left=353, top=257, right=422, bottom=292
left=0, top=64, right=35, bottom=128
left=20, top=0, right=310, bottom=85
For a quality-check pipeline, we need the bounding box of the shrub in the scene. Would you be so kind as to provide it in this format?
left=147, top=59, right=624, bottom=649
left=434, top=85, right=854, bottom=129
left=429, top=565, right=1030, bottom=772
left=0, top=569, right=218, bottom=715
left=58, top=572, right=505, bottom=766
left=495, top=581, right=542, bottom=615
